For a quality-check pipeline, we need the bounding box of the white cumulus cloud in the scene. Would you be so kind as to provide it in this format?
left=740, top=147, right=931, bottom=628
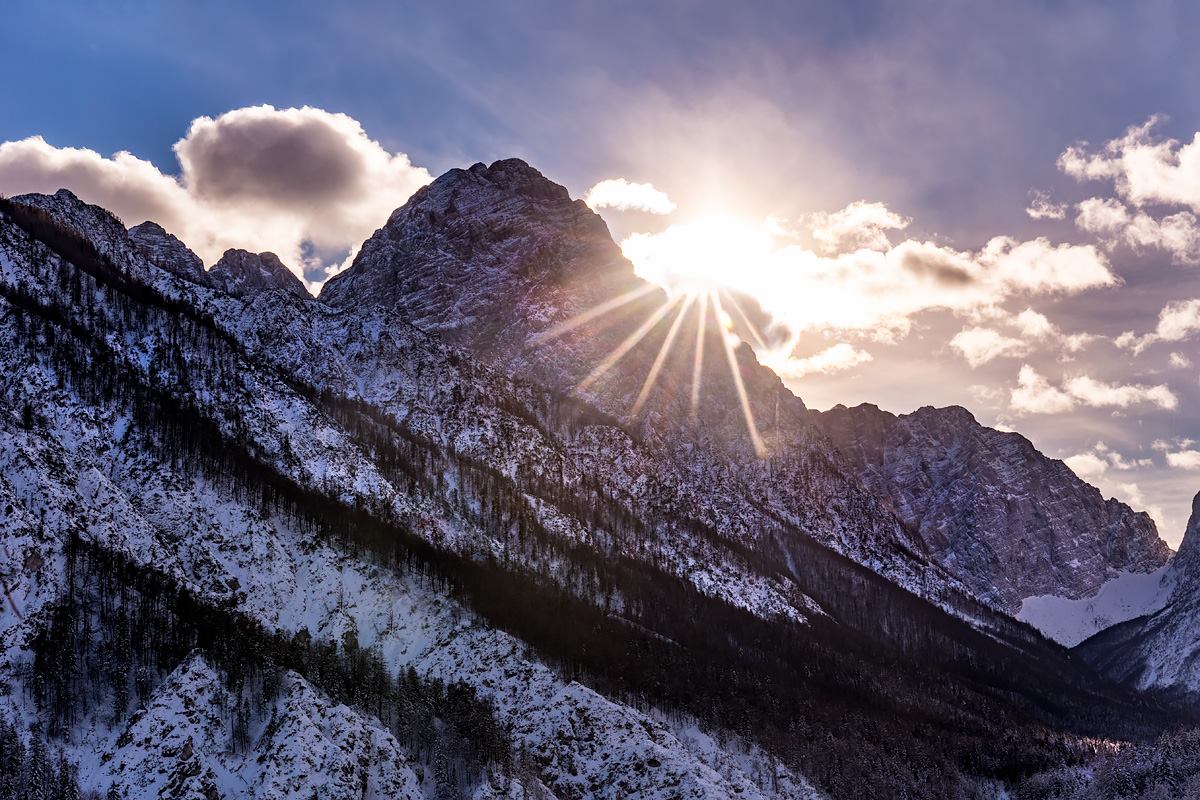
left=1010, top=365, right=1077, bottom=415
left=1115, top=298, right=1200, bottom=353
left=622, top=214, right=1117, bottom=346
left=1064, top=451, right=1109, bottom=479
left=1026, top=190, right=1067, bottom=220
left=1059, top=116, right=1200, bottom=211
left=950, top=326, right=1029, bottom=367
left=1010, top=307, right=1097, bottom=355
left=584, top=178, right=676, bottom=214
left=1010, top=365, right=1177, bottom=414
left=1065, top=442, right=1152, bottom=479
left=0, top=105, right=433, bottom=288
left=808, top=201, right=910, bottom=254
left=1166, top=450, right=1200, bottom=470
left=1063, top=375, right=1177, bottom=410
left=1075, top=197, right=1200, bottom=264
left=766, top=342, right=873, bottom=379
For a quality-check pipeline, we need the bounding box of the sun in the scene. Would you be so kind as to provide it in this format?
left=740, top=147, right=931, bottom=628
left=619, top=215, right=774, bottom=295
left=534, top=213, right=774, bottom=458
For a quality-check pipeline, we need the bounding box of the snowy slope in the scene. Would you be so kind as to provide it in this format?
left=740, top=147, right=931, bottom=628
left=1076, top=492, right=1200, bottom=693
left=1019, top=565, right=1176, bottom=647
left=92, top=654, right=426, bottom=800
left=0, top=190, right=824, bottom=798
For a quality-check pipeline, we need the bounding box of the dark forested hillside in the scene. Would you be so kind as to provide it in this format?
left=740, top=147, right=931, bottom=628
left=32, top=537, right=511, bottom=798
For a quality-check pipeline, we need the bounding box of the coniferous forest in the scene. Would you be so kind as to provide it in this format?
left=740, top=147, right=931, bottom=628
left=29, top=536, right=512, bottom=799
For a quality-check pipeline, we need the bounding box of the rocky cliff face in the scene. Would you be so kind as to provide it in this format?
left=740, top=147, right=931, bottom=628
left=210, top=247, right=310, bottom=298
left=813, top=403, right=1170, bottom=613
left=128, top=220, right=209, bottom=283
left=1077, top=492, right=1200, bottom=693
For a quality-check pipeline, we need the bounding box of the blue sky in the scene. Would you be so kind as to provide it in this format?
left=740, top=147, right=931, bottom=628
left=4, top=1, right=1200, bottom=542
left=6, top=1, right=1198, bottom=227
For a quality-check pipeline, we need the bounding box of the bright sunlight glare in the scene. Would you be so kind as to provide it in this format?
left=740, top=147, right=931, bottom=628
left=620, top=217, right=775, bottom=294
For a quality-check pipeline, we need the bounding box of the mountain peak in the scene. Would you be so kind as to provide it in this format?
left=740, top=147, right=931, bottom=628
left=320, top=158, right=631, bottom=371
left=459, top=157, right=573, bottom=201
left=128, top=221, right=207, bottom=282
left=813, top=401, right=1170, bottom=612
left=11, top=187, right=129, bottom=250
left=210, top=248, right=309, bottom=299
left=1172, top=490, right=1200, bottom=568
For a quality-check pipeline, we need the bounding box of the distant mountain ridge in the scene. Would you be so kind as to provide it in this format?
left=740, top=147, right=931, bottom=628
left=813, top=402, right=1170, bottom=613
left=1077, top=492, right=1200, bottom=693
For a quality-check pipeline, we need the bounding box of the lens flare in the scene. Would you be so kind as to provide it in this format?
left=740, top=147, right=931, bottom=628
left=631, top=293, right=696, bottom=419
left=577, top=293, right=683, bottom=392
left=710, top=291, right=767, bottom=458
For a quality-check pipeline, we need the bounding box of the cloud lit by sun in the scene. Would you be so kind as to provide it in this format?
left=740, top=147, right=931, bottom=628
left=610, top=200, right=1117, bottom=386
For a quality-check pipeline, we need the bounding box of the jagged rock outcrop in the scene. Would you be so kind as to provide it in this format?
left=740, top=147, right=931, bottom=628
left=128, top=220, right=209, bottom=283
left=813, top=403, right=1170, bottom=612
left=210, top=248, right=309, bottom=298
left=1077, top=492, right=1200, bottom=693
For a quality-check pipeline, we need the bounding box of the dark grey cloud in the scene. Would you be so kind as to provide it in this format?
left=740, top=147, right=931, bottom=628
left=178, top=107, right=373, bottom=207
left=0, top=106, right=432, bottom=283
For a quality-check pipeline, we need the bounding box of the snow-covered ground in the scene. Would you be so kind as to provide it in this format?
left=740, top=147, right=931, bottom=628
left=0, top=189, right=828, bottom=798
left=1018, top=564, right=1176, bottom=646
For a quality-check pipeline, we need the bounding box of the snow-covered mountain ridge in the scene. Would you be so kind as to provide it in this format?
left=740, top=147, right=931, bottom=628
left=0, top=172, right=1192, bottom=798
left=1076, top=492, right=1200, bottom=695
left=814, top=403, right=1170, bottom=615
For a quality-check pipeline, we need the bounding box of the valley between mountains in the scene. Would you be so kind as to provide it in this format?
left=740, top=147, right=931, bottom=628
left=2, top=160, right=1199, bottom=799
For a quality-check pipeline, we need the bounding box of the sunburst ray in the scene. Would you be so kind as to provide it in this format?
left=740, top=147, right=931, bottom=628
left=532, top=284, right=659, bottom=344
left=631, top=292, right=696, bottom=419
left=721, top=290, right=769, bottom=352
left=690, top=291, right=709, bottom=419
left=577, top=293, right=683, bottom=392
left=710, top=291, right=767, bottom=458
